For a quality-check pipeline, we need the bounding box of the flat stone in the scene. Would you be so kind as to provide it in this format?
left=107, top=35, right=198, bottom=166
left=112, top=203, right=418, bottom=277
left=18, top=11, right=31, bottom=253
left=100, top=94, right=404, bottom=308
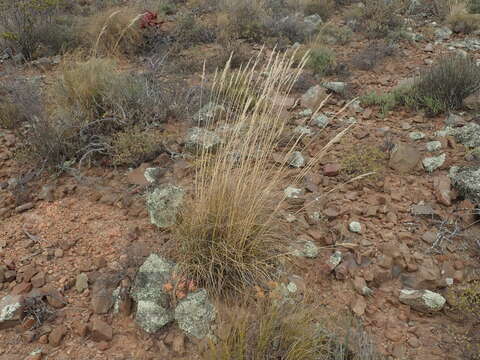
left=409, top=132, right=425, bottom=140
left=49, top=325, right=67, bottom=347
left=174, top=289, right=216, bottom=339
left=146, top=184, right=184, bottom=228
left=91, top=319, right=113, bottom=342
left=301, top=85, right=327, bottom=111
left=288, top=151, right=305, bottom=168
left=349, top=221, right=362, bottom=233
left=389, top=143, right=421, bottom=173
left=323, top=163, right=340, bottom=176
left=75, top=273, right=89, bottom=293
left=399, top=289, right=446, bottom=313
left=185, top=127, right=222, bottom=154
left=423, top=154, right=446, bottom=172
left=426, top=141, right=442, bottom=152
left=322, top=81, right=347, bottom=93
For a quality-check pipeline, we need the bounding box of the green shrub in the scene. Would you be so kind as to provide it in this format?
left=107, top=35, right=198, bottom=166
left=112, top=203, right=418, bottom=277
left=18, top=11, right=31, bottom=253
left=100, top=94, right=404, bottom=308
left=0, top=0, right=77, bottom=59
left=308, top=46, right=336, bottom=76
left=411, top=55, right=480, bottom=115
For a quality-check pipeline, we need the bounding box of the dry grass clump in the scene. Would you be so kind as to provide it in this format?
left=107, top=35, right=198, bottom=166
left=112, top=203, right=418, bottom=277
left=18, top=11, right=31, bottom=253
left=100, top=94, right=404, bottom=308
left=111, top=127, right=163, bottom=166
left=448, top=12, right=480, bottom=32
left=85, top=6, right=144, bottom=56
left=173, top=51, right=310, bottom=296
left=341, top=145, right=387, bottom=181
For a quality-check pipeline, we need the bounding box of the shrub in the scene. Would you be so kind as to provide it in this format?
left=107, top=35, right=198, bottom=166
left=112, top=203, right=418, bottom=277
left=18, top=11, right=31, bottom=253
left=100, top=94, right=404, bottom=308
left=85, top=6, right=144, bottom=56
left=359, top=0, right=404, bottom=38
left=173, top=51, right=313, bottom=296
left=173, top=11, right=215, bottom=47
left=269, top=15, right=309, bottom=43
left=455, top=281, right=480, bottom=321
left=360, top=86, right=413, bottom=116
left=308, top=46, right=337, bottom=76
left=317, top=23, right=353, bottom=45
left=351, top=40, right=396, bottom=70
left=111, top=127, right=163, bottom=166
left=302, top=0, right=336, bottom=20
left=0, top=103, right=22, bottom=129
left=448, top=13, right=480, bottom=33
left=0, top=0, right=77, bottom=59
left=410, top=55, right=480, bottom=114
left=470, top=0, right=480, bottom=13
left=341, top=145, right=387, bottom=181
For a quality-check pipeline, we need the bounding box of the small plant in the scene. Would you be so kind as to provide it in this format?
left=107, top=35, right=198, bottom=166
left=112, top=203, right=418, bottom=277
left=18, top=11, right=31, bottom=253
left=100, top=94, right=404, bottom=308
left=341, top=145, right=387, bottom=180
left=470, top=0, right=480, bottom=12
left=303, top=0, right=336, bottom=20
left=111, top=127, right=163, bottom=166
left=455, top=281, right=480, bottom=321
left=352, top=40, right=396, bottom=70
left=410, top=55, right=480, bottom=114
left=0, top=103, right=22, bottom=129
left=357, top=0, right=404, bottom=38
left=308, top=46, right=337, bottom=76
left=173, top=11, right=215, bottom=47
left=317, top=23, right=353, bottom=45
left=448, top=13, right=480, bottom=33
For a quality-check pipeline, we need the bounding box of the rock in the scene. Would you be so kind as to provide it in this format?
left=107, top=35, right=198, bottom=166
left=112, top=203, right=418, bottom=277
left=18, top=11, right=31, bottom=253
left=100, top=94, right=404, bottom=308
left=172, top=333, right=186, bottom=355
left=322, top=81, right=347, bottom=93
left=174, top=289, right=216, bottom=339
left=410, top=202, right=436, bottom=217
left=426, top=141, right=442, bottom=152
left=450, top=166, right=480, bottom=204
left=312, top=114, right=330, bottom=128
left=144, top=167, right=164, bottom=184
left=464, top=90, right=480, bottom=110
left=434, top=27, right=452, bottom=40
left=293, top=126, right=313, bottom=136
left=349, top=100, right=364, bottom=113
left=424, top=43, right=434, bottom=52
left=433, top=175, right=452, bottom=206
left=146, top=184, right=184, bottom=228
left=447, top=122, right=480, bottom=148
left=193, top=102, right=226, bottom=126
left=348, top=221, right=362, bottom=233
left=48, top=325, right=67, bottom=347
left=301, top=85, right=327, bottom=111
left=409, top=131, right=425, bottom=140
left=38, top=184, right=55, bottom=202
left=399, top=289, right=446, bottom=313
left=75, top=273, right=89, bottom=293
left=288, top=151, right=305, bottom=168
left=0, top=295, right=23, bottom=329
left=291, top=238, right=319, bottom=258
left=327, top=251, right=343, bottom=271
left=303, top=14, right=323, bottom=35
left=284, top=186, right=303, bottom=199
left=30, top=272, right=45, bottom=288
left=444, top=113, right=464, bottom=127
left=127, top=163, right=151, bottom=186
left=131, top=254, right=175, bottom=333
left=15, top=203, right=34, bottom=213
left=185, top=127, right=222, bottom=154
left=323, top=163, right=340, bottom=176
left=422, top=154, right=446, bottom=172
left=400, top=258, right=441, bottom=289
left=90, top=319, right=113, bottom=342
left=352, top=276, right=373, bottom=296
left=389, top=143, right=421, bottom=173
left=351, top=296, right=367, bottom=316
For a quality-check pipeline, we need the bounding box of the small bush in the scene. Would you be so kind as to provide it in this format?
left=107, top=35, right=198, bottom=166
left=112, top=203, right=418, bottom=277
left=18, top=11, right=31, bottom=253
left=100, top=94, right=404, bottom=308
left=0, top=103, right=22, bottom=129
left=111, top=127, right=163, bottom=166
left=359, top=0, right=404, bottom=38
left=302, top=0, right=336, bottom=20
left=360, top=86, right=412, bottom=116
left=317, top=23, right=353, bottom=45
left=0, top=0, right=77, bottom=59
left=448, top=13, right=480, bottom=33
left=270, top=15, right=309, bottom=43
left=351, top=40, right=396, bottom=70
left=411, top=55, right=480, bottom=114
left=455, top=281, right=480, bottom=321
left=341, top=145, right=387, bottom=180
left=85, top=6, right=143, bottom=56
left=308, top=46, right=337, bottom=76
left=173, top=12, right=215, bottom=47
left=470, top=0, right=480, bottom=13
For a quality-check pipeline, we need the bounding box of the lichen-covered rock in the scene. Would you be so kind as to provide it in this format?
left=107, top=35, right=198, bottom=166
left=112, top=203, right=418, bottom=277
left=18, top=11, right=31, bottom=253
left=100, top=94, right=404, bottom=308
left=434, top=26, right=452, bottom=40
left=422, top=154, right=446, bottom=172
left=312, top=114, right=330, bottom=128
left=0, top=295, right=23, bottom=329
left=426, top=141, right=442, bottom=152
left=322, top=81, right=347, bottom=94
left=399, top=289, right=446, bottom=313
left=450, top=166, right=480, bottom=204
left=409, top=132, right=425, bottom=141
left=185, top=127, right=222, bottom=154
left=131, top=254, right=175, bottom=333
left=174, top=289, right=216, bottom=339
left=193, top=102, right=226, bottom=126
left=291, top=239, right=319, bottom=258
left=301, top=85, right=327, bottom=111
left=288, top=151, right=305, bottom=168
left=146, top=184, right=184, bottom=228
left=447, top=123, right=480, bottom=148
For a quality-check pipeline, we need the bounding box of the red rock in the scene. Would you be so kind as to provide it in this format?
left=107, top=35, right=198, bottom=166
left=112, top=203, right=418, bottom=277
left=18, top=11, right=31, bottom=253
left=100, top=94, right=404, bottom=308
left=31, top=272, right=45, bottom=288
left=323, top=164, right=341, bottom=177
left=97, top=341, right=111, bottom=351
left=126, top=163, right=150, bottom=186
left=91, top=319, right=113, bottom=342
left=11, top=282, right=32, bottom=295
left=351, top=296, right=367, bottom=316
left=49, top=325, right=67, bottom=347
left=389, top=143, right=421, bottom=174
left=73, top=321, right=89, bottom=337
left=433, top=175, right=451, bottom=206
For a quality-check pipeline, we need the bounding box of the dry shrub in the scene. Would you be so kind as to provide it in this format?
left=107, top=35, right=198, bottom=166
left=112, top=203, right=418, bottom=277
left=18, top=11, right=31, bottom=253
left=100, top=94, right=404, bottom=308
left=173, top=11, right=215, bottom=47
left=302, top=0, right=336, bottom=19
left=448, top=13, right=480, bottom=32
left=356, top=0, right=405, bottom=38
left=85, top=6, right=144, bottom=56
left=111, top=127, right=163, bottom=166
left=341, top=145, right=387, bottom=181
left=0, top=103, right=21, bottom=129
left=411, top=54, right=480, bottom=114
left=351, top=40, right=396, bottom=70
left=173, top=50, right=349, bottom=296
left=470, top=0, right=480, bottom=12
left=317, top=23, right=353, bottom=45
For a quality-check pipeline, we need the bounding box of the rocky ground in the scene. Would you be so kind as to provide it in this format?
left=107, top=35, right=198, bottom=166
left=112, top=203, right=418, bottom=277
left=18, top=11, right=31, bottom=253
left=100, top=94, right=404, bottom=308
left=1, top=3, right=480, bottom=360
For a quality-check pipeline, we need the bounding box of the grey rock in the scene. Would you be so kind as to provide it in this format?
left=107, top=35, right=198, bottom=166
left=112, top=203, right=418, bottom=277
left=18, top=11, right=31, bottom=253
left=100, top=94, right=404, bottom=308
left=322, top=81, right=347, bottom=93
left=0, top=295, right=23, bottom=329
left=144, top=167, right=163, bottom=184
left=298, top=109, right=313, bottom=117
left=136, top=300, right=174, bottom=334
left=288, top=151, right=305, bottom=168
left=464, top=89, right=480, bottom=110
left=312, top=114, right=330, bottom=128
left=174, top=289, right=216, bottom=339
left=185, top=127, right=222, bottom=154
left=293, top=126, right=313, bottom=136
left=409, top=131, right=425, bottom=141
left=284, top=186, right=303, bottom=198
left=399, top=289, right=445, bottom=313
left=75, top=273, right=89, bottom=293
left=193, top=102, right=226, bottom=126
left=434, top=27, right=452, bottom=40
left=450, top=166, right=480, bottom=204
left=422, top=154, right=446, bottom=172
left=445, top=112, right=463, bottom=127
left=303, top=14, right=323, bottom=34
left=410, top=202, right=436, bottom=217
left=447, top=122, right=480, bottom=148
left=291, top=239, right=319, bottom=258
left=349, top=100, right=364, bottom=113
left=146, top=184, right=184, bottom=228
left=301, top=85, right=327, bottom=110
left=426, top=141, right=442, bottom=152
left=328, top=251, right=343, bottom=270
left=349, top=221, right=362, bottom=233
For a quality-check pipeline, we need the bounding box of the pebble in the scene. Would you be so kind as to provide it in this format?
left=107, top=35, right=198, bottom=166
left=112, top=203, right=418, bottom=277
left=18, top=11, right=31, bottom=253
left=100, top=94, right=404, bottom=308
left=349, top=221, right=362, bottom=233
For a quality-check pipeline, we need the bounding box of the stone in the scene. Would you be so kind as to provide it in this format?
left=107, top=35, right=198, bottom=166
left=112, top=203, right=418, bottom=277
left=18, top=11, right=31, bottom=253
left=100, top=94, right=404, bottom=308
left=348, top=221, right=362, bottom=233
left=424, top=43, right=434, bottom=52
left=284, top=186, right=303, bottom=199
left=434, top=26, right=452, bottom=40
left=31, top=272, right=45, bottom=288
left=193, top=102, right=226, bottom=126
left=75, top=273, right=89, bottom=293
left=399, top=289, right=446, bottom=313
left=464, top=90, right=480, bottom=110
left=174, top=289, right=216, bottom=339
left=426, top=141, right=442, bottom=152
left=409, top=131, right=425, bottom=141
left=11, top=282, right=32, bottom=295
left=91, top=287, right=114, bottom=314
left=91, top=319, right=113, bottom=342
left=312, top=114, right=330, bottom=128
left=303, top=14, right=323, bottom=34
left=146, top=184, right=184, bottom=228
left=127, top=163, right=151, bottom=186
left=447, top=123, right=480, bottom=148
left=291, top=238, right=319, bottom=258
left=322, top=81, right=347, bottom=93
left=351, top=296, right=367, bottom=316
left=410, top=203, right=436, bottom=217
left=185, top=127, right=222, bottom=154
left=352, top=276, right=373, bottom=296
left=288, top=151, right=305, bottom=168
left=423, top=154, right=446, bottom=172
left=144, top=167, right=164, bottom=184
left=0, top=295, right=23, bottom=329
left=444, top=113, right=464, bottom=127
left=301, top=85, right=327, bottom=111
left=15, top=203, right=34, bottom=213
left=323, top=163, right=340, bottom=176
left=327, top=251, right=343, bottom=271
left=450, top=166, right=480, bottom=204
left=400, top=258, right=442, bottom=289
left=38, top=184, right=55, bottom=202
left=433, top=175, right=452, bottom=206
left=293, top=126, right=313, bottom=136
left=48, top=325, right=67, bottom=347
left=389, top=143, right=421, bottom=173
left=131, top=254, right=175, bottom=333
